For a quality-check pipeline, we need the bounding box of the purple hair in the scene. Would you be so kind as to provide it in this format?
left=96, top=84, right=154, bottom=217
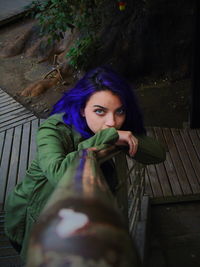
left=51, top=66, right=146, bottom=138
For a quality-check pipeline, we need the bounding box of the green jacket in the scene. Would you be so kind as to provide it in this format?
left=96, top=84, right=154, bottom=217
left=4, top=113, right=166, bottom=260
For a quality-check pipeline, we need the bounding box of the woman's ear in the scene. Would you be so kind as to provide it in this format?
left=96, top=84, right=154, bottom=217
left=80, top=109, right=85, bottom=117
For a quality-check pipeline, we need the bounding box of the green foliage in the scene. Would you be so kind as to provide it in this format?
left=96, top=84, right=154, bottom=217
left=66, top=35, right=99, bottom=69
left=28, top=0, right=107, bottom=69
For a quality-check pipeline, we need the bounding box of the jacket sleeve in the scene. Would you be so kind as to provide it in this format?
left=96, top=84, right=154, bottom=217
left=36, top=126, right=118, bottom=187
left=133, top=134, right=166, bottom=164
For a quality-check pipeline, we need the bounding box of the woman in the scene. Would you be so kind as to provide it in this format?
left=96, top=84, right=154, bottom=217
left=4, top=66, right=166, bottom=260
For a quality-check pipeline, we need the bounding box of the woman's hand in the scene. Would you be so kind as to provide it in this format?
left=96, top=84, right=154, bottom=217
left=116, top=130, right=138, bottom=157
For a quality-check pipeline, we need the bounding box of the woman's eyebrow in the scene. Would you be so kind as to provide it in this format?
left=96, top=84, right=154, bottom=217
left=93, top=105, right=107, bottom=110
left=93, top=105, right=124, bottom=110
left=116, top=105, right=124, bottom=109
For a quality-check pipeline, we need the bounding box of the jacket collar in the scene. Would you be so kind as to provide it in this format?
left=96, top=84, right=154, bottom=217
left=48, top=113, right=85, bottom=149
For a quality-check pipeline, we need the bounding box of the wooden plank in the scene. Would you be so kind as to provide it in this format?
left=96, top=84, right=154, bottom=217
left=0, top=101, right=22, bottom=113
left=171, top=128, right=200, bottom=193
left=154, top=127, right=183, bottom=196
left=0, top=89, right=11, bottom=97
left=0, top=89, right=10, bottom=95
left=0, top=88, right=6, bottom=93
left=28, top=119, right=39, bottom=166
left=146, top=164, right=163, bottom=198
left=163, top=151, right=183, bottom=196
left=0, top=98, right=16, bottom=108
left=150, top=128, right=172, bottom=197
left=154, top=162, right=172, bottom=197
left=115, top=153, right=129, bottom=222
left=0, top=131, right=5, bottom=165
left=146, top=128, right=163, bottom=197
left=180, top=129, right=200, bottom=185
left=0, top=90, right=9, bottom=95
left=1, top=106, right=26, bottom=118
left=0, top=95, right=11, bottom=103
left=0, top=129, right=14, bottom=206
left=145, top=171, right=153, bottom=198
left=0, top=95, right=11, bottom=102
left=152, top=127, right=169, bottom=151
left=188, top=129, right=200, bottom=161
left=0, top=109, right=32, bottom=124
left=5, top=125, right=22, bottom=203
left=163, top=128, right=192, bottom=195
left=0, top=114, right=36, bottom=132
left=17, top=122, right=31, bottom=184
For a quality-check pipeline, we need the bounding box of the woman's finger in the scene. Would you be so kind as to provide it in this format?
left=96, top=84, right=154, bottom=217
left=128, top=138, right=135, bottom=156
left=128, top=139, right=133, bottom=156
left=116, top=131, right=138, bottom=156
left=129, top=136, right=138, bottom=156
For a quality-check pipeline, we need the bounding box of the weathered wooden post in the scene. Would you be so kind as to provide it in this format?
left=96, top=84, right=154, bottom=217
left=26, top=149, right=140, bottom=267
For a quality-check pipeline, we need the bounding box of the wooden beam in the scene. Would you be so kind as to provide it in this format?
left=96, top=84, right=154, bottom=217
left=27, top=149, right=140, bottom=267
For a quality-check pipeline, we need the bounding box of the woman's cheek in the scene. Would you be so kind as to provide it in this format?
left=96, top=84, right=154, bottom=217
left=117, top=117, right=125, bottom=129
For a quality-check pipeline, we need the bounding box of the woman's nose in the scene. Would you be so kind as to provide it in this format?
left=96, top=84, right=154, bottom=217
left=105, top=115, right=115, bottom=127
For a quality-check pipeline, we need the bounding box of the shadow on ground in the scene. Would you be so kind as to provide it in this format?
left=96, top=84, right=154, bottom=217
left=148, top=201, right=200, bottom=267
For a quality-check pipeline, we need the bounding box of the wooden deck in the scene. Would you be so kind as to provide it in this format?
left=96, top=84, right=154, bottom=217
left=0, top=210, right=22, bottom=267
left=1, top=87, right=200, bottom=265
left=0, top=118, right=44, bottom=210
left=1, top=88, right=200, bottom=208
left=0, top=88, right=38, bottom=132
left=0, top=89, right=41, bottom=265
left=1, top=87, right=200, bottom=206
left=0, top=88, right=44, bottom=210
left=146, top=127, right=200, bottom=204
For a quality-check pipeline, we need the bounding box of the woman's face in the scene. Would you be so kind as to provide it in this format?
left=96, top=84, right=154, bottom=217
left=82, top=90, right=126, bottom=133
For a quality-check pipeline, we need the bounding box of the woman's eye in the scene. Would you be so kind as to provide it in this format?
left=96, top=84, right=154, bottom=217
left=116, top=108, right=125, bottom=115
left=94, top=109, right=105, bottom=115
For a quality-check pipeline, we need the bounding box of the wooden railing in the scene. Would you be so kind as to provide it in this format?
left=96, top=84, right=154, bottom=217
left=27, top=146, right=146, bottom=267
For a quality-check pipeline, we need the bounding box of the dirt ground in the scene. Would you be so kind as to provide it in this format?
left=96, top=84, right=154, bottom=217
left=0, top=19, right=190, bottom=128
